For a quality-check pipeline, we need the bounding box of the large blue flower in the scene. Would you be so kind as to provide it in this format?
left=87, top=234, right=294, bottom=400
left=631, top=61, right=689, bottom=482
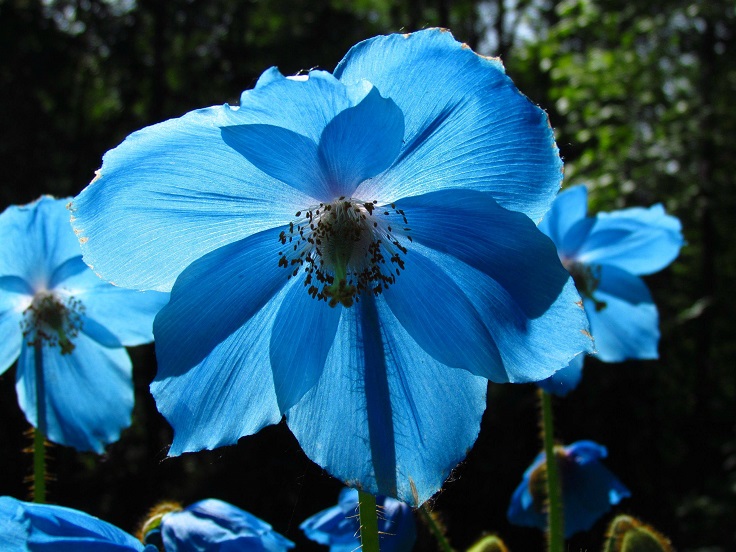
left=537, top=185, right=683, bottom=396
left=507, top=440, right=631, bottom=538
left=70, top=29, right=592, bottom=503
left=0, top=197, right=168, bottom=452
left=301, top=488, right=416, bottom=552
left=143, top=499, right=294, bottom=552
left=0, top=496, right=158, bottom=552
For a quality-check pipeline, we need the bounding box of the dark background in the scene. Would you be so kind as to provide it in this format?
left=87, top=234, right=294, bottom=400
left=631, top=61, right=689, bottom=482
left=1, top=0, right=734, bottom=550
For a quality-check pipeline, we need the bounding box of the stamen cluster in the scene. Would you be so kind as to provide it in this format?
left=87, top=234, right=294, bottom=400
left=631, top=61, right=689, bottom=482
left=278, top=197, right=412, bottom=307
left=22, top=292, right=84, bottom=354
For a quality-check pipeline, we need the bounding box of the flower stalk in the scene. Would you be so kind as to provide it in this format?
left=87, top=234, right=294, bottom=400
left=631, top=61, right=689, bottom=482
left=539, top=389, right=564, bottom=552
left=419, top=504, right=455, bottom=552
left=33, top=342, right=47, bottom=503
left=358, top=489, right=380, bottom=552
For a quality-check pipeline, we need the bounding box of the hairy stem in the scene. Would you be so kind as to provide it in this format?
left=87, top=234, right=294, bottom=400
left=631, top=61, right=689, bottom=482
left=539, top=389, right=564, bottom=552
left=358, top=490, right=380, bottom=552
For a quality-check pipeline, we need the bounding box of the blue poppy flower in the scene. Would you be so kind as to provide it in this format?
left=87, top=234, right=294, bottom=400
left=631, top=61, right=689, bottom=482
left=507, top=440, right=631, bottom=538
left=0, top=496, right=158, bottom=552
left=301, top=488, right=416, bottom=552
left=144, top=499, right=294, bottom=552
left=70, top=29, right=592, bottom=503
left=537, top=185, right=683, bottom=396
left=0, top=197, right=168, bottom=452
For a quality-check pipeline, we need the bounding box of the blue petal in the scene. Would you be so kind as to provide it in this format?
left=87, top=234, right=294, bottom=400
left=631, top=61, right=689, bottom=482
left=392, top=190, right=592, bottom=382
left=15, top=333, right=133, bottom=453
left=382, top=248, right=504, bottom=381
left=301, top=489, right=416, bottom=552
left=0, top=276, right=32, bottom=375
left=151, top=228, right=290, bottom=454
left=0, top=496, right=149, bottom=552
left=70, top=105, right=315, bottom=292
left=317, top=86, right=404, bottom=198
left=538, top=185, right=594, bottom=258
left=0, top=197, right=81, bottom=287
left=336, top=29, right=562, bottom=220
left=287, top=293, right=488, bottom=505
left=586, top=266, right=659, bottom=362
left=161, top=499, right=294, bottom=552
left=269, top=282, right=342, bottom=412
left=51, top=257, right=168, bottom=347
left=536, top=353, right=585, bottom=397
left=576, top=204, right=683, bottom=275
left=506, top=477, right=545, bottom=533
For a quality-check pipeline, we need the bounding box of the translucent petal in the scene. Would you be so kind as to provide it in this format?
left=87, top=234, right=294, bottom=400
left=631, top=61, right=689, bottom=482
left=382, top=248, right=504, bottom=381
left=151, top=229, right=291, bottom=454
left=337, top=29, right=562, bottom=219
left=70, top=105, right=314, bottom=292
left=0, top=197, right=81, bottom=289
left=586, top=266, right=658, bottom=362
left=538, top=185, right=589, bottom=247
left=0, top=497, right=150, bottom=552
left=317, top=86, right=404, bottom=198
left=287, top=294, right=488, bottom=505
left=0, top=275, right=32, bottom=375
left=576, top=204, right=683, bottom=275
left=269, top=282, right=342, bottom=412
left=16, top=332, right=133, bottom=453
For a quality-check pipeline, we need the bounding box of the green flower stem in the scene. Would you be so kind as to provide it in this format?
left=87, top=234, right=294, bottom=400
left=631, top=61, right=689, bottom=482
left=358, top=490, right=380, bottom=552
left=33, top=342, right=47, bottom=504
left=419, top=504, right=455, bottom=552
left=539, top=389, right=563, bottom=552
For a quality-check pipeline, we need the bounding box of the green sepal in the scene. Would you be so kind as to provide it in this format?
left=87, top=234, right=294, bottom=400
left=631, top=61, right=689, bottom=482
left=467, top=534, right=510, bottom=552
left=603, top=515, right=673, bottom=552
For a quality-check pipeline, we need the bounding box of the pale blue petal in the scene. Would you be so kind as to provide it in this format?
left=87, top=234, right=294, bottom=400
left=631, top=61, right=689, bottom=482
left=538, top=185, right=588, bottom=247
left=382, top=248, right=504, bottom=381
left=536, top=353, right=585, bottom=397
left=586, top=266, right=659, bottom=362
left=0, top=497, right=149, bottom=552
left=391, top=190, right=592, bottom=382
left=337, top=30, right=562, bottom=219
left=0, top=197, right=80, bottom=288
left=70, top=106, right=314, bottom=292
left=16, top=333, right=133, bottom=453
left=161, top=499, right=294, bottom=552
left=576, top=204, right=683, bottom=275
left=151, top=228, right=290, bottom=454
left=317, top=86, right=404, bottom=198
left=51, top=258, right=168, bottom=347
left=287, top=293, right=488, bottom=506
left=269, top=282, right=342, bottom=412
left=0, top=276, right=32, bottom=375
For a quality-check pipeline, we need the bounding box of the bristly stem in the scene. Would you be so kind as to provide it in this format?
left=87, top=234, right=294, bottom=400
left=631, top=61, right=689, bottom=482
left=539, top=389, right=564, bottom=552
left=419, top=504, right=455, bottom=552
left=358, top=489, right=380, bottom=552
left=33, top=342, right=47, bottom=503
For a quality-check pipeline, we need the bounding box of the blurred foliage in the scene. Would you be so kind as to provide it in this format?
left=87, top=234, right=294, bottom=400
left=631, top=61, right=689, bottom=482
left=0, top=0, right=734, bottom=550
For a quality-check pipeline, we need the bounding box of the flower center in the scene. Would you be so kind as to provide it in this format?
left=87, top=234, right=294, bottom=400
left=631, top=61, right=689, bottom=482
left=562, top=259, right=607, bottom=312
left=22, top=291, right=84, bottom=355
left=279, top=197, right=411, bottom=307
left=528, top=447, right=575, bottom=514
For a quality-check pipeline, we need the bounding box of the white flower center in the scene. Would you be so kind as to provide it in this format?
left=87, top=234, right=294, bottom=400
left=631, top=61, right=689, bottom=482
left=279, top=197, right=411, bottom=307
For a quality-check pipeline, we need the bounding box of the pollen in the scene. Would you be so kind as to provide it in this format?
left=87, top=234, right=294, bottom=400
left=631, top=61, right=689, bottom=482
left=22, top=292, right=85, bottom=354
left=278, top=197, right=411, bottom=307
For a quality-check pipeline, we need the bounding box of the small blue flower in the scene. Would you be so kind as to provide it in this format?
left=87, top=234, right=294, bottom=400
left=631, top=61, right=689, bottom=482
left=0, top=197, right=168, bottom=452
left=537, top=185, right=683, bottom=396
left=70, top=29, right=592, bottom=503
left=0, top=496, right=158, bottom=552
left=148, top=499, right=294, bottom=552
left=301, top=488, right=416, bottom=552
left=507, top=440, right=631, bottom=538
